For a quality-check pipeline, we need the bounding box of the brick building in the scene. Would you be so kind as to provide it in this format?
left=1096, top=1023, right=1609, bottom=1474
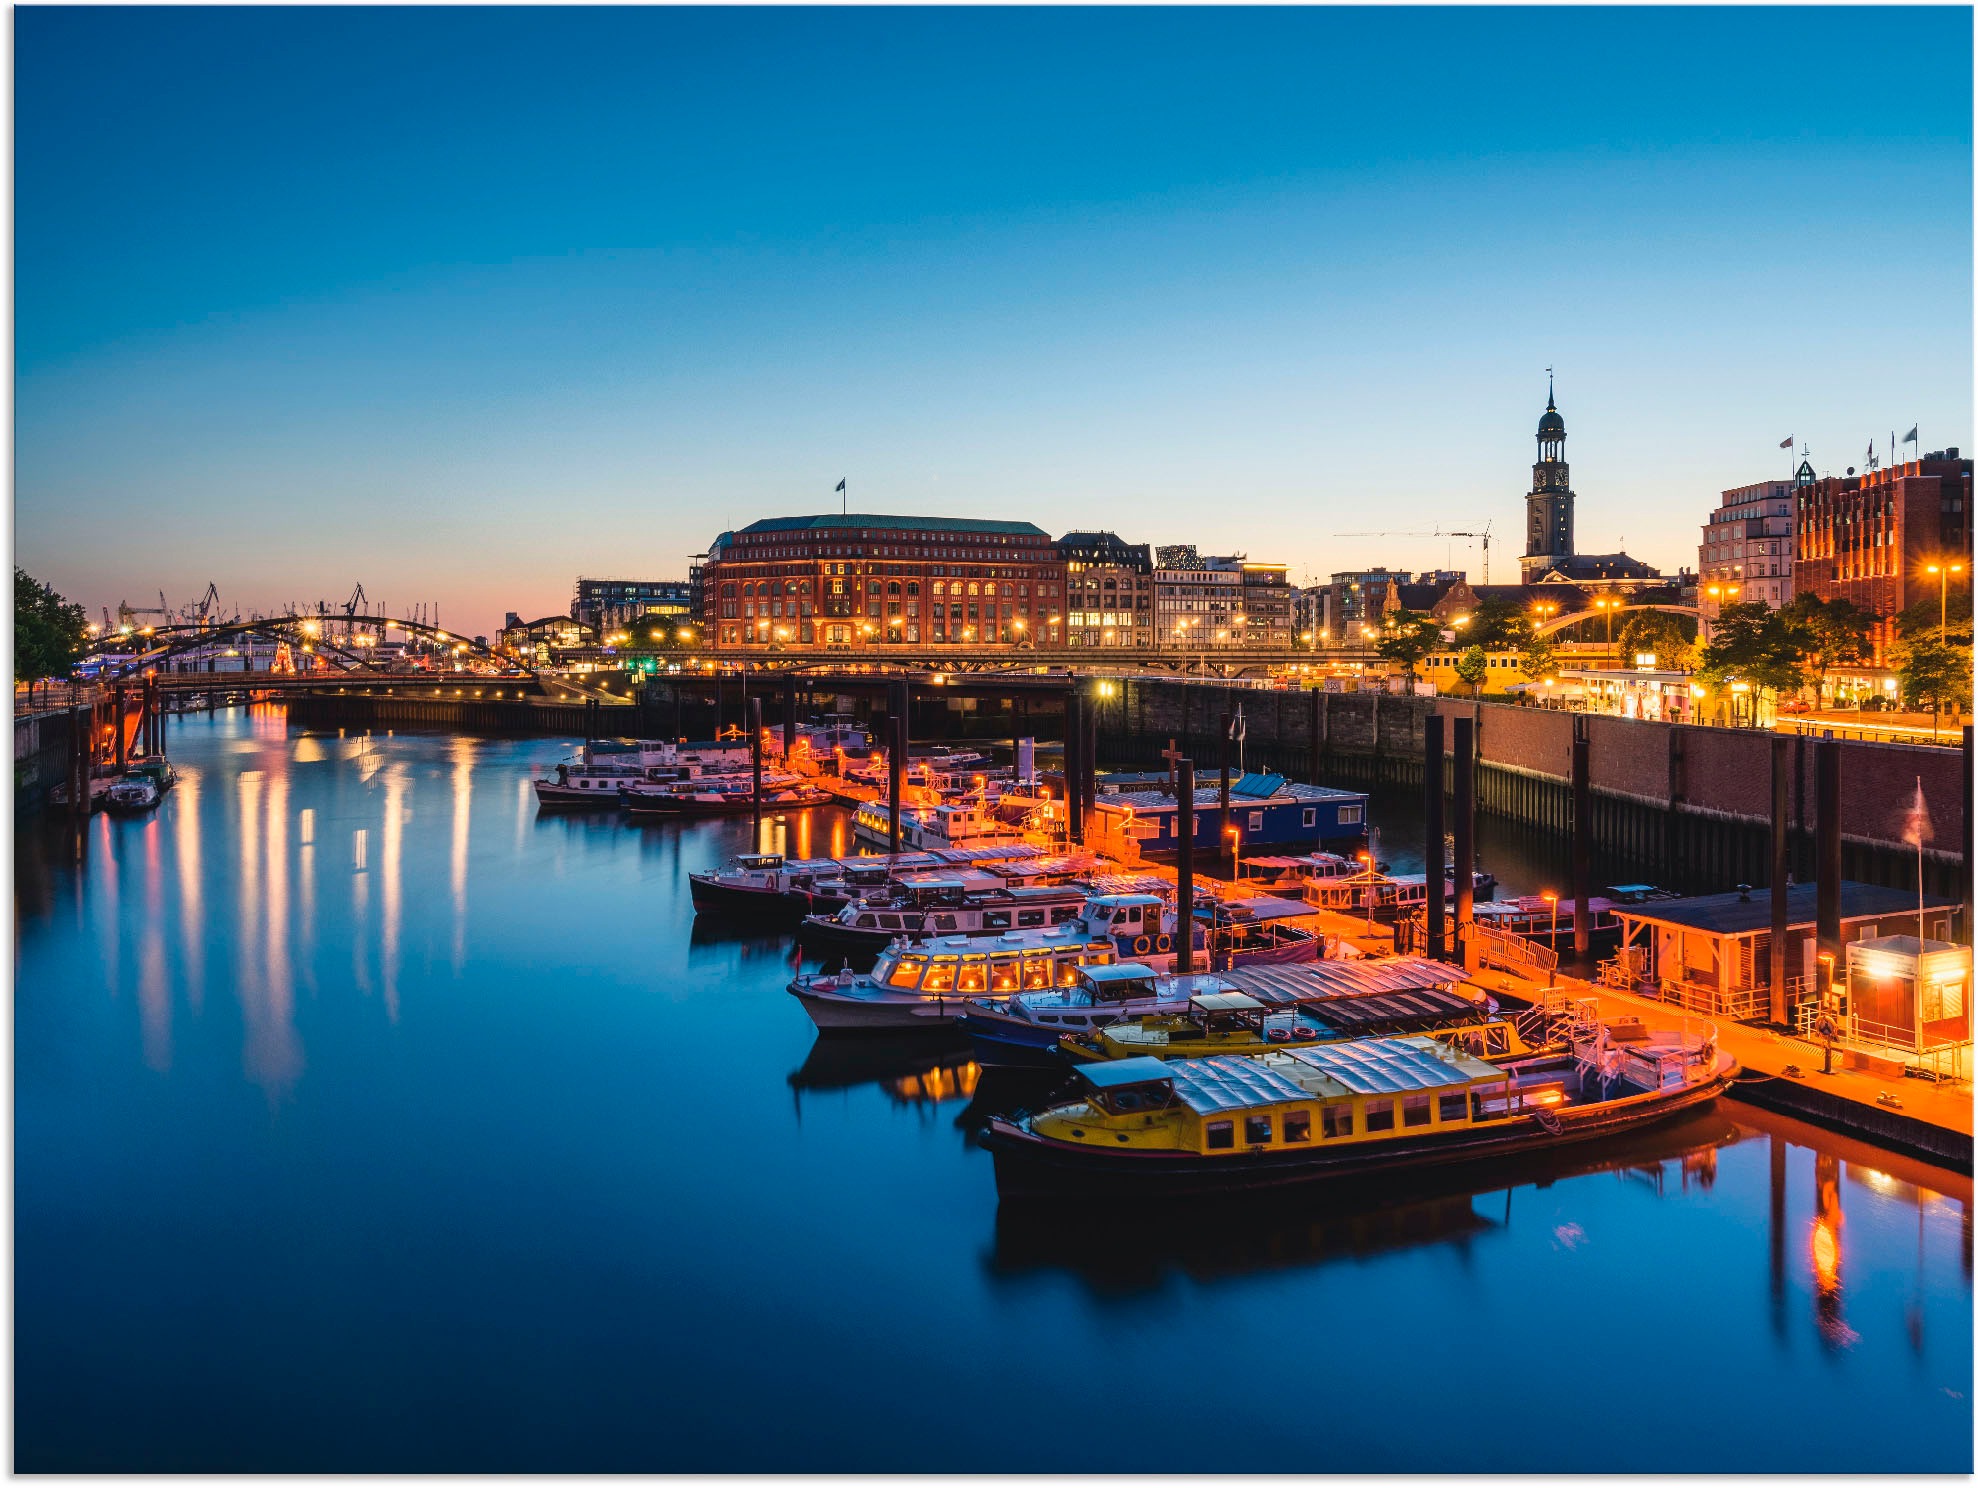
left=1792, top=450, right=1973, bottom=662
left=1056, top=531, right=1154, bottom=647
left=701, top=514, right=1064, bottom=651
left=1698, top=478, right=1796, bottom=626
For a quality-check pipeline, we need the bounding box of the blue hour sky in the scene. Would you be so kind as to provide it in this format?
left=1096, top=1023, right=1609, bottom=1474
left=16, top=6, right=1972, bottom=636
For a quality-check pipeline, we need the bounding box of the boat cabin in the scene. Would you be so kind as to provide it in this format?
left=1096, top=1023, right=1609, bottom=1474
left=1845, top=935, right=1972, bottom=1068
left=1091, top=773, right=1371, bottom=853
left=875, top=934, right=1116, bottom=996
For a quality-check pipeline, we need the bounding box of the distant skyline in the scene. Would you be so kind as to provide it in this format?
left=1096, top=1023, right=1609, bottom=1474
left=17, top=6, right=1973, bottom=637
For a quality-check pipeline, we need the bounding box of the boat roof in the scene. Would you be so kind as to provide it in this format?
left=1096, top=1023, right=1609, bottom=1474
left=1190, top=991, right=1265, bottom=1014
left=1282, top=1036, right=1501, bottom=1096
left=1086, top=874, right=1180, bottom=897
left=736, top=853, right=785, bottom=869
left=1298, top=987, right=1484, bottom=1034
left=1080, top=963, right=1161, bottom=985
left=894, top=873, right=971, bottom=891
left=1221, top=957, right=1464, bottom=1002
left=1164, top=1056, right=1315, bottom=1114
left=1077, top=1056, right=1175, bottom=1090
left=1088, top=894, right=1165, bottom=909
left=1204, top=894, right=1315, bottom=923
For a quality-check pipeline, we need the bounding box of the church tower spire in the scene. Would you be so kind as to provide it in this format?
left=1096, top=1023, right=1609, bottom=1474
left=1522, top=376, right=1575, bottom=581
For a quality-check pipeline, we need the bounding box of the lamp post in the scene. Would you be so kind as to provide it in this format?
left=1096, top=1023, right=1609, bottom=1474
left=1357, top=850, right=1376, bottom=933
left=1225, top=824, right=1241, bottom=883
left=1925, top=561, right=1964, bottom=639
left=1542, top=890, right=1559, bottom=985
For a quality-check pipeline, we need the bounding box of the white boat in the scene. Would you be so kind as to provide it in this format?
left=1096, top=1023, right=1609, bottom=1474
left=851, top=796, right=1032, bottom=852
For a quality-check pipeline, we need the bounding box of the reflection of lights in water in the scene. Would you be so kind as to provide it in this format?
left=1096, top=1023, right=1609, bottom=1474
left=886, top=1061, right=980, bottom=1105
left=138, top=817, right=170, bottom=1072
left=1812, top=1219, right=1840, bottom=1290
left=450, top=745, right=473, bottom=972
left=830, top=818, right=847, bottom=858
left=382, top=766, right=406, bottom=1022
left=175, top=771, right=204, bottom=1009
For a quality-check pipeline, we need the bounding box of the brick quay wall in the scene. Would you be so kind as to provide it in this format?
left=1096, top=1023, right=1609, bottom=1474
left=1097, top=682, right=1970, bottom=902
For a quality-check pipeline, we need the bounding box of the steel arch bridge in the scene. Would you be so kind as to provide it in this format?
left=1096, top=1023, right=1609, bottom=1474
left=1529, top=603, right=1700, bottom=640
left=84, top=613, right=519, bottom=680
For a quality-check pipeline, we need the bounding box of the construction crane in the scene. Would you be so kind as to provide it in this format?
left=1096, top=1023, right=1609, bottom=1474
left=1334, top=522, right=1496, bottom=583
left=343, top=582, right=367, bottom=617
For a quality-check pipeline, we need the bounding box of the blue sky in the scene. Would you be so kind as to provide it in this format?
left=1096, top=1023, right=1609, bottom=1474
left=17, top=6, right=1973, bottom=636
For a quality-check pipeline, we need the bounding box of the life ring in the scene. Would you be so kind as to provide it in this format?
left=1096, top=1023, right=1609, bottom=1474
left=1293, top=1026, right=1320, bottom=1041
left=1155, top=934, right=1172, bottom=953
left=1132, top=935, right=1152, bottom=956
left=1266, top=1026, right=1292, bottom=1042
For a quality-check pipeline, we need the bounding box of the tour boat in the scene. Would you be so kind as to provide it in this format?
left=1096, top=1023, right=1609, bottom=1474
left=624, top=776, right=831, bottom=817
left=789, top=925, right=1122, bottom=1031
left=797, top=872, right=1093, bottom=958
left=981, top=1019, right=1737, bottom=1200
left=687, top=853, right=884, bottom=920
left=1306, top=869, right=1497, bottom=923
left=851, top=796, right=1032, bottom=852
left=1059, top=984, right=1529, bottom=1064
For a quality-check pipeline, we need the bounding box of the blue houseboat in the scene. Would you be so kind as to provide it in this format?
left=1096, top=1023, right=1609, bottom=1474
left=1091, top=771, right=1370, bottom=854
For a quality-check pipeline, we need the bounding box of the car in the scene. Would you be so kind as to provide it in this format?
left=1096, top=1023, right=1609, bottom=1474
left=1778, top=697, right=1814, bottom=714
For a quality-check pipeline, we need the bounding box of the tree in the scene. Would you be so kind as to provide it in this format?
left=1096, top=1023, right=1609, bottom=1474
left=1780, top=593, right=1875, bottom=704
left=1453, top=644, right=1489, bottom=698
left=1615, top=609, right=1696, bottom=671
left=1894, top=590, right=1974, bottom=644
left=1892, top=633, right=1972, bottom=721
left=1464, top=596, right=1531, bottom=649
left=14, top=569, right=87, bottom=705
left=1518, top=635, right=1556, bottom=681
left=1696, top=601, right=1806, bottom=725
left=1373, top=611, right=1440, bottom=681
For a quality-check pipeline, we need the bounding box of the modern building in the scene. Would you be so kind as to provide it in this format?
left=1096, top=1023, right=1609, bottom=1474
left=1519, top=381, right=1664, bottom=590
left=1699, top=478, right=1797, bottom=625
left=1792, top=449, right=1973, bottom=663
left=571, top=578, right=696, bottom=636
left=1151, top=555, right=1292, bottom=650
left=700, top=514, right=1064, bottom=650
left=1314, top=569, right=1407, bottom=646
left=497, top=614, right=595, bottom=661
left=1056, top=531, right=1155, bottom=648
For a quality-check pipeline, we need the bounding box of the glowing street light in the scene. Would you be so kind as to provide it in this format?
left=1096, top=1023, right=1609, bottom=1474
left=1924, top=560, right=1965, bottom=639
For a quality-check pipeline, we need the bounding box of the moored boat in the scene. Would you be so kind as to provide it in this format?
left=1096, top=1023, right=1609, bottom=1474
left=797, top=872, right=1092, bottom=957
left=982, top=1019, right=1736, bottom=1200
left=788, top=926, right=1122, bottom=1031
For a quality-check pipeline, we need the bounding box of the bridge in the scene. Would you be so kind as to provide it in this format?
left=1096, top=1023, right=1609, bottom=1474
left=86, top=613, right=514, bottom=679
left=1529, top=603, right=1700, bottom=641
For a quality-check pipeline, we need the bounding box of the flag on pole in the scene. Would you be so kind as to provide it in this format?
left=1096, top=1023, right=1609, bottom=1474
left=1779, top=435, right=1794, bottom=449
left=1900, top=778, right=1933, bottom=846
left=1904, top=425, right=1918, bottom=444
left=835, top=478, right=846, bottom=492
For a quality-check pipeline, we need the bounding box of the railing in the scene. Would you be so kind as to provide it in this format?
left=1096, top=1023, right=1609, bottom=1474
left=1470, top=923, right=1558, bottom=979
left=1656, top=979, right=1772, bottom=1021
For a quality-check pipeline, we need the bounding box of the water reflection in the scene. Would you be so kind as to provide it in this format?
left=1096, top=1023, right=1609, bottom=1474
left=989, top=1109, right=1752, bottom=1296
left=789, top=1032, right=981, bottom=1115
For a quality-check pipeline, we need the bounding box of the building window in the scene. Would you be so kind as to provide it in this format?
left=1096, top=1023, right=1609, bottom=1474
left=1338, top=805, right=1363, bottom=826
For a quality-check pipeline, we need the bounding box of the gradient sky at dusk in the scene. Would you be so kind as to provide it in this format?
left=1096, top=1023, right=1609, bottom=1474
left=16, top=6, right=1972, bottom=638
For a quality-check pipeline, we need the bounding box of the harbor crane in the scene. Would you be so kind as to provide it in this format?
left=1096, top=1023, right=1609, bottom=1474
left=1333, top=521, right=1495, bottom=582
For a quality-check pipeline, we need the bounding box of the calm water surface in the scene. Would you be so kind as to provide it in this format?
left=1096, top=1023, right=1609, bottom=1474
left=15, top=711, right=1973, bottom=1472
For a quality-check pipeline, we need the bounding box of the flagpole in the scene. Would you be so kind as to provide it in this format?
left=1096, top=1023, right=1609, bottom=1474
left=1916, top=775, right=1926, bottom=944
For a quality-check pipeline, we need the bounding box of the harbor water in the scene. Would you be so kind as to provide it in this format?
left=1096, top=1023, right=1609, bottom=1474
left=15, top=711, right=1973, bottom=1472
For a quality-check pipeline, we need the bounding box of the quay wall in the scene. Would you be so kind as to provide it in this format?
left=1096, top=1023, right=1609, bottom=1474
left=13, top=708, right=76, bottom=812
left=1103, top=682, right=1970, bottom=901
left=283, top=692, right=606, bottom=737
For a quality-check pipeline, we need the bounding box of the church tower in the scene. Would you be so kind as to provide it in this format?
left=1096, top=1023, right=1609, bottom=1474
left=1521, top=377, right=1575, bottom=582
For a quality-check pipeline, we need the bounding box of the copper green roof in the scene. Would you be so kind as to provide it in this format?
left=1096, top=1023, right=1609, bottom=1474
left=738, top=514, right=1048, bottom=537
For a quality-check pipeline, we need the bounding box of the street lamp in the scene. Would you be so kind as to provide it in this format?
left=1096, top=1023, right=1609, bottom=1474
left=1357, top=850, right=1377, bottom=932
left=1541, top=890, right=1559, bottom=984
left=1925, top=561, right=1965, bottom=639
left=1225, top=824, right=1241, bottom=881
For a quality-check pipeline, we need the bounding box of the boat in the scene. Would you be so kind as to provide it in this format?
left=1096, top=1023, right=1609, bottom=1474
left=1306, top=869, right=1496, bottom=923
left=957, top=950, right=1468, bottom=1066
left=688, top=853, right=882, bottom=920
left=851, top=795, right=1033, bottom=852
left=1059, top=984, right=1529, bottom=1064
left=103, top=772, right=162, bottom=813
left=788, top=925, right=1123, bottom=1031
left=981, top=1018, right=1737, bottom=1200
left=531, top=758, right=649, bottom=808
left=624, top=777, right=831, bottom=817
left=796, top=871, right=1093, bottom=957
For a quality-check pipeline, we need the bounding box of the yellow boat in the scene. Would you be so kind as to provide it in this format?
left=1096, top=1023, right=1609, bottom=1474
left=1059, top=986, right=1532, bottom=1064
left=983, top=1021, right=1737, bottom=1199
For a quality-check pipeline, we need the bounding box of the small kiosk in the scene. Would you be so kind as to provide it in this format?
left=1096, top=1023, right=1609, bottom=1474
left=1844, top=935, right=1973, bottom=1079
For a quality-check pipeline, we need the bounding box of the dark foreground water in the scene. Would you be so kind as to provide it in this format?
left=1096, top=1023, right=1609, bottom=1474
left=15, top=711, right=1974, bottom=1472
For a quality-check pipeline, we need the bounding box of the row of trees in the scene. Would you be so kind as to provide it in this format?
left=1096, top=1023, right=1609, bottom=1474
left=1372, top=589, right=1972, bottom=720
left=15, top=569, right=89, bottom=705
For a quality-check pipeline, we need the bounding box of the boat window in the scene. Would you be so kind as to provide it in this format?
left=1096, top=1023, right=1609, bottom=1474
left=1038, top=1014, right=1059, bottom=1024
left=921, top=960, right=956, bottom=993
left=934, top=915, right=958, bottom=931
left=1283, top=1110, right=1311, bottom=1143
left=956, top=960, right=989, bottom=994
left=1022, top=957, right=1053, bottom=990
left=879, top=915, right=903, bottom=930
left=1322, top=1104, right=1354, bottom=1139
left=1248, top=811, right=1263, bottom=831
left=989, top=959, right=1020, bottom=993
left=1363, top=1098, right=1395, bottom=1133
left=1062, top=1014, right=1086, bottom=1025
left=1205, top=1121, right=1235, bottom=1151
left=984, top=912, right=1011, bottom=929
left=857, top=915, right=878, bottom=928
left=1017, top=910, right=1045, bottom=927
left=1438, top=1092, right=1468, bottom=1124
left=1243, top=1115, right=1272, bottom=1145
left=1050, top=907, right=1077, bottom=924
left=1057, top=961, right=1083, bottom=987
left=1303, top=808, right=1316, bottom=827
left=1402, top=1094, right=1432, bottom=1128
left=887, top=956, right=927, bottom=989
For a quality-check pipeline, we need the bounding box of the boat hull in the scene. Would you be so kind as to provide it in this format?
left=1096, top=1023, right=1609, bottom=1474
left=532, top=783, right=625, bottom=810
left=629, top=791, right=830, bottom=818
left=789, top=985, right=973, bottom=1030
left=982, top=1055, right=1738, bottom=1201
left=688, top=875, right=851, bottom=920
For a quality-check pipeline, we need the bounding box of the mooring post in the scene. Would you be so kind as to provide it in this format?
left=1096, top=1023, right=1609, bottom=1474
left=1453, top=715, right=1475, bottom=961
left=1082, top=693, right=1099, bottom=844
left=1218, top=706, right=1232, bottom=877
left=887, top=680, right=907, bottom=857
left=113, top=685, right=128, bottom=772
left=1307, top=686, right=1322, bottom=785
left=1063, top=688, right=1083, bottom=846
left=1770, top=735, right=1790, bottom=1025
left=1964, top=725, right=1974, bottom=943
left=1815, top=738, right=1842, bottom=993
left=1424, top=712, right=1446, bottom=961
left=1572, top=715, right=1591, bottom=961
left=748, top=697, right=763, bottom=840
left=782, top=680, right=797, bottom=758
